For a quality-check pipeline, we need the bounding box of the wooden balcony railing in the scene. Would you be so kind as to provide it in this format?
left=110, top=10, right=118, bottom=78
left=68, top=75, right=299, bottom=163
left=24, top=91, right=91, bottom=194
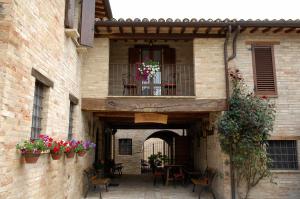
left=108, top=64, right=195, bottom=96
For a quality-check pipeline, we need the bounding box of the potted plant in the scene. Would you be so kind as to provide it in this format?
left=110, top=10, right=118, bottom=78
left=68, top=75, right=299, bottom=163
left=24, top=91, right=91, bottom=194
left=64, top=140, right=77, bottom=158
left=148, top=152, right=168, bottom=173
left=136, top=60, right=160, bottom=81
left=16, top=137, right=47, bottom=163
left=75, top=140, right=96, bottom=157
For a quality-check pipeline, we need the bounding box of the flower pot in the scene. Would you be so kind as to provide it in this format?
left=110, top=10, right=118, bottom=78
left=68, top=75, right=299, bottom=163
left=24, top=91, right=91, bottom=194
left=77, top=150, right=86, bottom=157
left=23, top=151, right=41, bottom=164
left=50, top=152, right=62, bottom=160
left=65, top=151, right=75, bottom=158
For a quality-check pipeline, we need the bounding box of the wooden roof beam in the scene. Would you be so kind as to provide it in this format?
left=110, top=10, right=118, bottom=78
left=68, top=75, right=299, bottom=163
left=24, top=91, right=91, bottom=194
left=262, top=27, right=272, bottom=33
left=95, top=33, right=226, bottom=40
left=169, top=27, right=173, bottom=34
left=297, top=30, right=300, bottom=33
left=193, top=27, right=200, bottom=34
left=156, top=26, right=160, bottom=34
left=273, top=28, right=283, bottom=33
left=285, top=28, right=296, bottom=33
left=181, top=27, right=186, bottom=34
left=205, top=27, right=212, bottom=34
left=144, top=26, right=147, bottom=34
left=119, top=26, right=123, bottom=34
left=218, top=27, right=226, bottom=34
left=250, top=27, right=258, bottom=33
left=239, top=27, right=247, bottom=33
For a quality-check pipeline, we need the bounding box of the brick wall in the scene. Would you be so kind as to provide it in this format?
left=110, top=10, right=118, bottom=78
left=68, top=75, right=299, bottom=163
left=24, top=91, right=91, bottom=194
left=0, top=0, right=94, bottom=198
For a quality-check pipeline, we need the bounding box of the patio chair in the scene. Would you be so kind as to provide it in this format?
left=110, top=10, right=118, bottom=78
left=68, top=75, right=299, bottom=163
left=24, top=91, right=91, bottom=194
left=153, top=166, right=165, bottom=186
left=191, top=168, right=216, bottom=199
left=122, top=73, right=137, bottom=96
left=83, top=169, right=111, bottom=199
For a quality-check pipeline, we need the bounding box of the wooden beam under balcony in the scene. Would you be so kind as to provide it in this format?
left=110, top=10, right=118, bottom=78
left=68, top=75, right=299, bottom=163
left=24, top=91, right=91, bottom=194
left=82, top=97, right=227, bottom=112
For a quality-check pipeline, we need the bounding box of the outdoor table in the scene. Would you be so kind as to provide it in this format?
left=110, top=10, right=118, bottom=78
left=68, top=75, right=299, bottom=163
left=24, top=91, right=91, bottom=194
left=164, top=164, right=184, bottom=186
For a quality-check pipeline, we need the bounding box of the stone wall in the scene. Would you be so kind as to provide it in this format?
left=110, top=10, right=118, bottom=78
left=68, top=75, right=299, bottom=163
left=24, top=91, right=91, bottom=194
left=81, top=38, right=110, bottom=98
left=193, top=38, right=227, bottom=99
left=0, top=0, right=94, bottom=198
left=190, top=113, right=231, bottom=199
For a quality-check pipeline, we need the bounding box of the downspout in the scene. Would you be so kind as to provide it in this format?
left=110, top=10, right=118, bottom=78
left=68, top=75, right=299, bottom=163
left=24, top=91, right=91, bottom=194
left=224, top=25, right=240, bottom=199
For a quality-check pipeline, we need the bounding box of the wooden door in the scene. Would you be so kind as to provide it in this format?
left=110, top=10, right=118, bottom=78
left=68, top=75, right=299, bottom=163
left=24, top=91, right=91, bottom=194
left=175, top=136, right=190, bottom=165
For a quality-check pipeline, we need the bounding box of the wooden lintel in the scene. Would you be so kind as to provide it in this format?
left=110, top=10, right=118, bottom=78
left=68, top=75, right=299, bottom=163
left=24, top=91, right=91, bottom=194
left=95, top=33, right=226, bottom=40
left=269, top=135, right=300, bottom=140
left=82, top=98, right=227, bottom=112
left=245, top=41, right=280, bottom=45
left=169, top=27, right=172, bottom=34
left=31, top=68, right=54, bottom=88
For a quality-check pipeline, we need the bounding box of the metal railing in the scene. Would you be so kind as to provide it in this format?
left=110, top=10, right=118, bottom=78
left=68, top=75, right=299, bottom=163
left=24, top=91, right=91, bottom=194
left=108, top=64, right=195, bottom=96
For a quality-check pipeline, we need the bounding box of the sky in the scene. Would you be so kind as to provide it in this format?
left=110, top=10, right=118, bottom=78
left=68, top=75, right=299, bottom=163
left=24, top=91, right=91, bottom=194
left=109, top=0, right=300, bottom=20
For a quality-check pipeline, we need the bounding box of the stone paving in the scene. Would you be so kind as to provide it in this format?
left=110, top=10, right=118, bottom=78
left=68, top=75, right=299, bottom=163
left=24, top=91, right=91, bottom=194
left=86, top=174, right=212, bottom=199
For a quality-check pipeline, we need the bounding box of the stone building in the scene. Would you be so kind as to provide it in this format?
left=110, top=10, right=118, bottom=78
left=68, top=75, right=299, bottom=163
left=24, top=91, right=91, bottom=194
left=1, top=0, right=300, bottom=199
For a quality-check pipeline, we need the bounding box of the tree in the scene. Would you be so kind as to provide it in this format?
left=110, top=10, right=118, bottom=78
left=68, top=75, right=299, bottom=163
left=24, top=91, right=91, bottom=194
left=218, top=69, right=275, bottom=199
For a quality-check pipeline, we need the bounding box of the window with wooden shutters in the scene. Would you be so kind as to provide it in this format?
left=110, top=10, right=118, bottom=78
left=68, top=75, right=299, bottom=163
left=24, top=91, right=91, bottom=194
left=31, top=81, right=44, bottom=139
left=252, top=45, right=277, bottom=96
left=65, top=0, right=75, bottom=28
left=79, top=0, right=95, bottom=47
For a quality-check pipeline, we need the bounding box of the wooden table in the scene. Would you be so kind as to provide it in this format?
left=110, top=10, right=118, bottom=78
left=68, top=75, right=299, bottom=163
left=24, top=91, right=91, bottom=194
left=164, top=164, right=184, bottom=186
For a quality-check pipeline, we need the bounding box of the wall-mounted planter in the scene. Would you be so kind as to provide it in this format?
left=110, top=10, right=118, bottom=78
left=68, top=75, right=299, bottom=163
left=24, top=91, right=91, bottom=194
left=23, top=151, right=41, bottom=164
left=65, top=151, right=75, bottom=158
left=77, top=150, right=86, bottom=157
left=50, top=152, right=62, bottom=160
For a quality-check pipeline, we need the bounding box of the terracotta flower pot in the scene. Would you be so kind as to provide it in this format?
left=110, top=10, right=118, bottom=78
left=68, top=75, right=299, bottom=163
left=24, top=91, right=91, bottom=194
left=50, top=152, right=62, bottom=160
left=24, top=151, right=41, bottom=164
left=77, top=150, right=86, bottom=157
left=65, top=151, right=75, bottom=158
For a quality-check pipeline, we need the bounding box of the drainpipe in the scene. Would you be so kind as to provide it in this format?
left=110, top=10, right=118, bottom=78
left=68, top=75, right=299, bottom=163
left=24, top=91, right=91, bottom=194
left=224, top=25, right=241, bottom=199
left=224, top=25, right=231, bottom=106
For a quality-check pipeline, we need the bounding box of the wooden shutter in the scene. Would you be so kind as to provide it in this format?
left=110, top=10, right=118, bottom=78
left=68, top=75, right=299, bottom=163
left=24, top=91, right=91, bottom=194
left=64, top=0, right=75, bottom=28
left=252, top=45, right=277, bottom=96
left=128, top=48, right=140, bottom=77
left=128, top=48, right=141, bottom=64
left=163, top=47, right=176, bottom=65
left=79, top=0, right=96, bottom=47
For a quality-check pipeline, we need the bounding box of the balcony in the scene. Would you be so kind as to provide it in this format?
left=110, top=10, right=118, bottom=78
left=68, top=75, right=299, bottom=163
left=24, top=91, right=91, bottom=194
left=108, top=64, right=195, bottom=96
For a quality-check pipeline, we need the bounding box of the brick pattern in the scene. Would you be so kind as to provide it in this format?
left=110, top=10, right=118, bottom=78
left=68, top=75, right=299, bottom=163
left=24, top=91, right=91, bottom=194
left=0, top=0, right=94, bottom=198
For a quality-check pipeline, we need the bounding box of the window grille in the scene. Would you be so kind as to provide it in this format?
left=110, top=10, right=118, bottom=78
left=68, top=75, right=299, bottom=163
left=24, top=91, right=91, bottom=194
left=68, top=102, right=75, bottom=140
left=119, top=139, right=132, bottom=155
left=31, top=81, right=44, bottom=139
left=267, top=140, right=298, bottom=170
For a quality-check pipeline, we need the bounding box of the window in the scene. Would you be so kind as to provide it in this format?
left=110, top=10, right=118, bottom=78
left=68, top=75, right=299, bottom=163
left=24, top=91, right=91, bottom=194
left=267, top=140, right=298, bottom=170
left=119, top=139, right=132, bottom=155
left=31, top=81, right=44, bottom=138
left=252, top=45, right=277, bottom=96
left=68, top=102, right=75, bottom=140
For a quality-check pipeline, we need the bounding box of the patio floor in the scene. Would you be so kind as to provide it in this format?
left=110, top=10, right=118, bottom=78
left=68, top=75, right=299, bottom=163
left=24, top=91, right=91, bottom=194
left=86, top=174, right=213, bottom=199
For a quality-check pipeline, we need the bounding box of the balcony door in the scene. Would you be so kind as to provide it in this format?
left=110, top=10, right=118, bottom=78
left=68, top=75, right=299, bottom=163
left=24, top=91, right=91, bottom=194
left=128, top=46, right=176, bottom=96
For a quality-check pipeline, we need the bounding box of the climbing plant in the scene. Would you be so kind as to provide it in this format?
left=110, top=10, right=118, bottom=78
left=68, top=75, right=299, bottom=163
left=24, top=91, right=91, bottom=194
left=218, top=69, right=276, bottom=199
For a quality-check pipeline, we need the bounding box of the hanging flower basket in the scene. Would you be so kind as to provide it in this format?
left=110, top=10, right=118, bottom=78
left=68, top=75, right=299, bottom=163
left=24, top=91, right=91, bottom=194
left=136, top=60, right=160, bottom=81
left=65, top=151, right=75, bottom=158
left=50, top=151, right=62, bottom=160
left=23, top=150, right=41, bottom=163
left=77, top=150, right=86, bottom=157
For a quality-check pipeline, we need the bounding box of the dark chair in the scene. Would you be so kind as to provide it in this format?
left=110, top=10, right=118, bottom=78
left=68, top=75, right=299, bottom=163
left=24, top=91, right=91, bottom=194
left=191, top=168, right=216, bottom=199
left=173, top=167, right=185, bottom=186
left=153, top=166, right=165, bottom=186
left=107, top=159, right=123, bottom=176
left=122, top=74, right=137, bottom=96
left=83, top=169, right=110, bottom=199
